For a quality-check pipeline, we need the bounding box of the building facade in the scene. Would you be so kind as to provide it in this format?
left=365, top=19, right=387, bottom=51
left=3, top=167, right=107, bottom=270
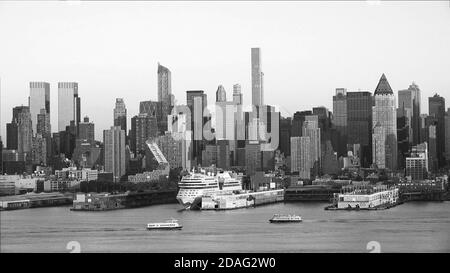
left=251, top=48, right=263, bottom=106
left=428, top=93, right=446, bottom=168
left=347, top=91, right=372, bottom=167
left=103, top=126, right=126, bottom=182
left=58, top=82, right=80, bottom=132
left=29, top=82, right=50, bottom=136
left=372, top=74, right=397, bottom=170
left=113, top=98, right=127, bottom=135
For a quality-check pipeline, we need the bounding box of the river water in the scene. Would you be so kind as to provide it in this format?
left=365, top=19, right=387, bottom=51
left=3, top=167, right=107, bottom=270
left=1, top=201, right=449, bottom=252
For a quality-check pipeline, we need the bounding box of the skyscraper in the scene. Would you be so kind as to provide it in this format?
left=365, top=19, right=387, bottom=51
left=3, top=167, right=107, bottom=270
left=290, top=136, right=311, bottom=180
left=157, top=63, right=172, bottom=106
left=279, top=117, right=292, bottom=156
left=58, top=82, right=80, bottom=133
left=17, top=107, right=33, bottom=156
left=303, top=115, right=321, bottom=176
left=428, top=93, right=446, bottom=167
left=398, top=82, right=421, bottom=145
left=103, top=126, right=126, bottom=182
left=186, top=90, right=207, bottom=163
left=130, top=113, right=158, bottom=154
left=216, top=85, right=227, bottom=102
left=372, top=74, right=397, bottom=170
left=397, top=107, right=409, bottom=170
left=37, top=109, right=51, bottom=137
left=7, top=106, right=32, bottom=152
left=37, top=108, right=52, bottom=164
left=347, top=91, right=373, bottom=167
left=332, top=88, right=347, bottom=157
left=29, top=82, right=50, bottom=136
left=113, top=98, right=127, bottom=134
left=251, top=48, right=263, bottom=106
left=31, top=134, right=47, bottom=166
left=139, top=100, right=167, bottom=135
left=157, top=63, right=173, bottom=134
left=232, top=84, right=243, bottom=105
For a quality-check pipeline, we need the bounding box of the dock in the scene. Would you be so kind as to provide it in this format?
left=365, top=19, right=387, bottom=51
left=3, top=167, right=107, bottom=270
left=0, top=193, right=73, bottom=211
left=71, top=189, right=177, bottom=211
left=194, top=189, right=284, bottom=210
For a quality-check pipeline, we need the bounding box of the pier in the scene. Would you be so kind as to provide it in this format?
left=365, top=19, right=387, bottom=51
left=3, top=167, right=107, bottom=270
left=193, top=189, right=284, bottom=210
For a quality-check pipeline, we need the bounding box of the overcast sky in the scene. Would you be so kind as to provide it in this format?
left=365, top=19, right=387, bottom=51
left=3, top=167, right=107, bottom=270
left=1, top=1, right=450, bottom=141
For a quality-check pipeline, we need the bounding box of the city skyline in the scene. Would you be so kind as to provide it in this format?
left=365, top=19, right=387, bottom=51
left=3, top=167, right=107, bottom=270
left=1, top=1, right=450, bottom=141
left=1, top=1, right=450, bottom=255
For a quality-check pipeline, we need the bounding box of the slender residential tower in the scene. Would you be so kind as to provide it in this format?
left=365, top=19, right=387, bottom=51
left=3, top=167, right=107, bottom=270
left=372, top=74, right=397, bottom=170
left=251, top=48, right=264, bottom=106
left=158, top=63, right=172, bottom=106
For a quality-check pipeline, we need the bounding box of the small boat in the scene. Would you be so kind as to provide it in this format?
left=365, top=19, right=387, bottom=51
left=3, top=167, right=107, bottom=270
left=269, top=214, right=302, bottom=223
left=147, top=219, right=183, bottom=230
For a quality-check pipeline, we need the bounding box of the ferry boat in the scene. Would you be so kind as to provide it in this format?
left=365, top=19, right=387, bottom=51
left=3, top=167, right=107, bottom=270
left=146, top=219, right=183, bottom=230
left=269, top=214, right=302, bottom=223
left=176, top=170, right=242, bottom=206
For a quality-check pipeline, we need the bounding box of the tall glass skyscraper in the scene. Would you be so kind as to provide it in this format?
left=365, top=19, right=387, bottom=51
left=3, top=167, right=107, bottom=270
left=58, top=82, right=80, bottom=132
left=372, top=74, right=397, bottom=170
left=332, top=88, right=347, bottom=157
left=347, top=91, right=373, bottom=167
left=29, top=82, right=50, bottom=136
left=398, top=82, right=421, bottom=145
left=186, top=90, right=207, bottom=163
left=251, top=48, right=263, bottom=106
left=158, top=63, right=172, bottom=106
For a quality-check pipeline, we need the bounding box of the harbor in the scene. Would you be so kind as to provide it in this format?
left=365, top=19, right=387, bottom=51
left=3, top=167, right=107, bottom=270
left=2, top=202, right=450, bottom=252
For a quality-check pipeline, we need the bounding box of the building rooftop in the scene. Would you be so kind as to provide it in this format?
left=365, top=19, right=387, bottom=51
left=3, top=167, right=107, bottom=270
left=374, top=73, right=393, bottom=95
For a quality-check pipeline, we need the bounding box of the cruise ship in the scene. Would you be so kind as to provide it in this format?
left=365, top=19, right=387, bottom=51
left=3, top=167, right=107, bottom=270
left=176, top=170, right=242, bottom=206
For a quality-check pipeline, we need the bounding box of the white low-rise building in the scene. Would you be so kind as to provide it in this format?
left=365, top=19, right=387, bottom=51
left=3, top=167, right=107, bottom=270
left=336, top=186, right=399, bottom=209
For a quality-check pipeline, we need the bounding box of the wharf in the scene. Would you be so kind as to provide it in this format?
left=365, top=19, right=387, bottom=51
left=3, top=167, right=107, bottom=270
left=195, top=189, right=284, bottom=210
left=0, top=193, right=73, bottom=211
left=71, top=189, right=177, bottom=211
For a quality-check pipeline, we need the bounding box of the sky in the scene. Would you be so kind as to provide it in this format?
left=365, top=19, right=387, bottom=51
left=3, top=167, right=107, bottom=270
left=1, top=1, right=450, bottom=141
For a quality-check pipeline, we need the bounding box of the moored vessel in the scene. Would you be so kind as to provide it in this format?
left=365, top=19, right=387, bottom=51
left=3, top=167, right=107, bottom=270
left=177, top=169, right=242, bottom=206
